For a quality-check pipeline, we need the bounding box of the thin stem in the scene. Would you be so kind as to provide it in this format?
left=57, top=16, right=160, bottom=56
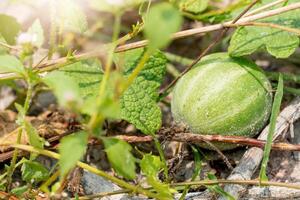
left=227, top=22, right=300, bottom=35
left=165, top=52, right=193, bottom=66
left=0, top=41, right=19, bottom=51
left=245, top=0, right=288, bottom=17
left=171, top=180, right=300, bottom=190
left=88, top=13, right=122, bottom=131
left=153, top=137, right=169, bottom=181
left=76, top=189, right=131, bottom=200
left=40, top=170, right=60, bottom=193
left=5, top=81, right=33, bottom=191
left=5, top=128, right=22, bottom=191
left=122, top=50, right=150, bottom=92
left=8, top=144, right=163, bottom=200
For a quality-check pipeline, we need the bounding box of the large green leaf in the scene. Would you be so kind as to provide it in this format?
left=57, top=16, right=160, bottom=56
left=229, top=1, right=300, bottom=58
left=144, top=2, right=183, bottom=50
left=119, top=49, right=167, bottom=134
left=103, top=138, right=136, bottom=180
left=59, top=61, right=103, bottom=98
left=0, top=14, right=21, bottom=45
left=21, top=160, right=50, bottom=183
left=59, top=131, right=88, bottom=177
left=0, top=54, right=24, bottom=74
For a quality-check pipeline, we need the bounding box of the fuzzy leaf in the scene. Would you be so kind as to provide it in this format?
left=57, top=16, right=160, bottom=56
left=59, top=61, right=103, bottom=98
left=229, top=2, right=300, bottom=58
left=59, top=131, right=88, bottom=177
left=21, top=160, right=49, bottom=183
left=0, top=14, right=21, bottom=44
left=119, top=49, right=167, bottom=134
left=103, top=138, right=136, bottom=180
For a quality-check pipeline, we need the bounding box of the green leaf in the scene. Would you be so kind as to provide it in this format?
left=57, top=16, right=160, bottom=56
left=58, top=0, right=88, bottom=33
left=24, top=121, right=44, bottom=149
left=21, top=160, right=50, bottom=183
left=0, top=14, right=21, bottom=44
left=229, top=3, right=300, bottom=58
left=140, top=154, right=162, bottom=177
left=27, top=19, right=44, bottom=48
left=178, top=0, right=208, bottom=14
left=144, top=2, right=183, bottom=50
left=259, top=74, right=283, bottom=182
left=103, top=138, right=136, bottom=180
left=119, top=49, right=167, bottom=134
left=43, top=71, right=81, bottom=107
left=59, top=61, right=103, bottom=98
left=11, top=185, right=29, bottom=196
left=140, top=154, right=175, bottom=199
left=0, top=54, right=24, bottom=74
left=206, top=173, right=235, bottom=200
left=59, top=131, right=88, bottom=177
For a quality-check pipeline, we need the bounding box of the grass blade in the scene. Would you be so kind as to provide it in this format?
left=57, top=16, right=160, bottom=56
left=259, top=73, right=284, bottom=182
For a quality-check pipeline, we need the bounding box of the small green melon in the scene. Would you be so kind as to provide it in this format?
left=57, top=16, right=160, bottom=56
left=171, top=53, right=272, bottom=150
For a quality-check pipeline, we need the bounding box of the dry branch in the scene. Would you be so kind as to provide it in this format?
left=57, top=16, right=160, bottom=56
left=217, top=97, right=300, bottom=200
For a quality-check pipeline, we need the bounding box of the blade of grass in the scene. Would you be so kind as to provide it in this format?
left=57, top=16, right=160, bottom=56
left=206, top=173, right=235, bottom=200
left=259, top=73, right=284, bottom=182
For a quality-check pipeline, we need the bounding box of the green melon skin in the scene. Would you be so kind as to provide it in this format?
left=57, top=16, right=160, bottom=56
left=171, top=53, right=272, bottom=150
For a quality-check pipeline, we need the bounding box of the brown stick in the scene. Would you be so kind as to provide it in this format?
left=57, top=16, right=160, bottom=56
left=115, top=132, right=300, bottom=151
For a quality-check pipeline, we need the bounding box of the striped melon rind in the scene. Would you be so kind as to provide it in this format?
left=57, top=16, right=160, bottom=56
left=171, top=53, right=272, bottom=150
